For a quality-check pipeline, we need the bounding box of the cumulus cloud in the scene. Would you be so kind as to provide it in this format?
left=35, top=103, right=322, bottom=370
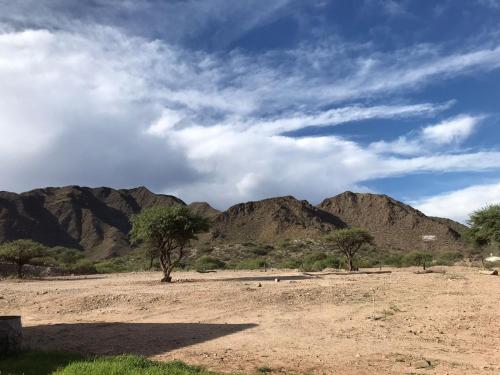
left=412, top=182, right=500, bottom=223
left=1, top=11, right=500, bottom=209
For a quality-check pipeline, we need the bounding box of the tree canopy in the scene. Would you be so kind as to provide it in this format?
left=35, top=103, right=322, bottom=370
left=326, top=228, right=374, bottom=271
left=130, top=205, right=209, bottom=282
left=0, top=239, right=47, bottom=277
left=466, top=204, right=500, bottom=249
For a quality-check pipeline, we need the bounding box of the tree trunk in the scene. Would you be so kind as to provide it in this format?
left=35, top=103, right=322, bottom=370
left=161, top=266, right=172, bottom=283
left=0, top=316, right=22, bottom=355
left=158, top=255, right=173, bottom=283
left=348, top=257, right=354, bottom=272
left=17, top=263, right=23, bottom=279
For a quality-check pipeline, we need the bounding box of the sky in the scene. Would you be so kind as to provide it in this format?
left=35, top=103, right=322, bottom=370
left=0, top=0, right=500, bottom=223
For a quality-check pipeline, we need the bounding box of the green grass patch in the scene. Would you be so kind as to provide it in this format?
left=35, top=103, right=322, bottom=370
left=53, top=355, right=222, bottom=375
left=0, top=350, right=83, bottom=375
left=0, top=352, right=227, bottom=375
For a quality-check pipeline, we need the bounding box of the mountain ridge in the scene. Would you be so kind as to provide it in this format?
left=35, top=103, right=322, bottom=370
left=0, top=186, right=467, bottom=258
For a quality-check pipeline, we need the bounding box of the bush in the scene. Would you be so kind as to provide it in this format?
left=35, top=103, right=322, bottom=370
left=194, top=256, right=225, bottom=271
left=65, top=259, right=98, bottom=274
left=277, top=258, right=302, bottom=269
left=435, top=251, right=464, bottom=266
left=301, top=255, right=341, bottom=272
left=250, top=244, right=274, bottom=256
left=233, top=258, right=267, bottom=270
left=402, top=251, right=433, bottom=269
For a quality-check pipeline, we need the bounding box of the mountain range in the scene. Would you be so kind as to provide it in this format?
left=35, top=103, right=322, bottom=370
left=0, top=186, right=467, bottom=259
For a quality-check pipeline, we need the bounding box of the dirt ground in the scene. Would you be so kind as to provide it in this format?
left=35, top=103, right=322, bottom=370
left=1, top=267, right=499, bottom=374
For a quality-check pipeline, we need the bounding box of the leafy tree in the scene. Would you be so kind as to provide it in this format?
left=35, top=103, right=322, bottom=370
left=0, top=239, right=47, bottom=278
left=326, top=228, right=374, bottom=271
left=130, top=205, right=209, bottom=282
left=465, top=205, right=500, bottom=265
left=402, top=251, right=433, bottom=270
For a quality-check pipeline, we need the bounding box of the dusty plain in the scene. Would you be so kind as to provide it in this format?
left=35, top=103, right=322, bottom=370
left=1, top=267, right=499, bottom=374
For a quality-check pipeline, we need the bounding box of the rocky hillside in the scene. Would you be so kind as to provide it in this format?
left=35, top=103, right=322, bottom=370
left=0, top=186, right=183, bottom=259
left=318, top=192, right=467, bottom=252
left=187, top=202, right=220, bottom=219
left=210, top=196, right=346, bottom=243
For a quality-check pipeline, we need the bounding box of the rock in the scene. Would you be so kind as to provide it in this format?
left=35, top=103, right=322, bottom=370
left=274, top=278, right=280, bottom=282
left=414, top=359, right=431, bottom=369
left=257, top=283, right=262, bottom=287
left=0, top=316, right=22, bottom=355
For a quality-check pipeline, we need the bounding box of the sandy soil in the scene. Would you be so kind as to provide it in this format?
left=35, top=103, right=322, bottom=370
left=1, top=267, right=499, bottom=374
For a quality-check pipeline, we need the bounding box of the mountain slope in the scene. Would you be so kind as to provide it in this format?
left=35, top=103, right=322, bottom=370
left=318, top=191, right=466, bottom=252
left=0, top=186, right=184, bottom=258
left=210, top=196, right=346, bottom=243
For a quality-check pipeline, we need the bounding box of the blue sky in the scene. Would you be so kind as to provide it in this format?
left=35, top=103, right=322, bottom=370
left=0, top=0, right=499, bottom=222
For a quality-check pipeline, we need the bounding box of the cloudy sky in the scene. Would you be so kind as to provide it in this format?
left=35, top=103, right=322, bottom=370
left=1, top=0, right=500, bottom=222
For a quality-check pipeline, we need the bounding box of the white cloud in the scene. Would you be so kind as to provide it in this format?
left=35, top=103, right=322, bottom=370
left=1, top=23, right=500, bottom=210
left=412, top=182, right=500, bottom=223
left=421, top=115, right=482, bottom=144
left=370, top=115, right=483, bottom=155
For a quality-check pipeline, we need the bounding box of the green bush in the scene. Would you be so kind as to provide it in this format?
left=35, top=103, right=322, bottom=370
left=402, top=251, right=433, bottom=268
left=233, top=258, right=267, bottom=270
left=250, top=244, right=274, bottom=256
left=277, top=258, right=302, bottom=269
left=435, top=251, right=464, bottom=266
left=301, top=255, right=341, bottom=272
left=194, top=256, right=225, bottom=271
left=65, top=259, right=98, bottom=274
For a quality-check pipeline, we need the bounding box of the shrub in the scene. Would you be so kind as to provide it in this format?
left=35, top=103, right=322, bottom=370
left=301, top=255, right=341, bottom=272
left=194, top=256, right=225, bottom=271
left=277, top=258, right=302, bottom=269
left=402, top=251, right=433, bottom=269
left=66, top=259, right=98, bottom=274
left=233, top=258, right=267, bottom=270
left=435, top=251, right=464, bottom=266
left=250, top=244, right=273, bottom=256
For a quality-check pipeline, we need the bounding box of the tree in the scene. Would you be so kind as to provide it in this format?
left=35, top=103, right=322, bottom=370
left=464, top=204, right=500, bottom=266
left=402, top=251, right=433, bottom=270
left=326, top=228, right=374, bottom=271
left=130, top=205, right=209, bottom=282
left=0, top=239, right=46, bottom=278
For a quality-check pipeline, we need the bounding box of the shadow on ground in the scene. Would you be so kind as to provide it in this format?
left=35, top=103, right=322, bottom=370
left=220, top=275, right=317, bottom=282
left=23, top=322, right=257, bottom=356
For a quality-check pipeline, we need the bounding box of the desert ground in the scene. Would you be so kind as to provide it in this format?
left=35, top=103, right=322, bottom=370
left=1, top=267, right=499, bottom=374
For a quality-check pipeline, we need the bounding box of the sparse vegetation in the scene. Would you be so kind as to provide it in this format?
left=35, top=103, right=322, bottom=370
left=130, top=205, right=209, bottom=282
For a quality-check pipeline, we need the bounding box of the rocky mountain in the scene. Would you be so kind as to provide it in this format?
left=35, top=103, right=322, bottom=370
left=0, top=186, right=467, bottom=259
left=210, top=196, right=346, bottom=243
left=0, top=186, right=183, bottom=259
left=318, top=191, right=467, bottom=252
left=187, top=202, right=220, bottom=219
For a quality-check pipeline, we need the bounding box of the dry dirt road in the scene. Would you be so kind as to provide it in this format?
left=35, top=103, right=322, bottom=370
left=1, top=267, right=499, bottom=374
